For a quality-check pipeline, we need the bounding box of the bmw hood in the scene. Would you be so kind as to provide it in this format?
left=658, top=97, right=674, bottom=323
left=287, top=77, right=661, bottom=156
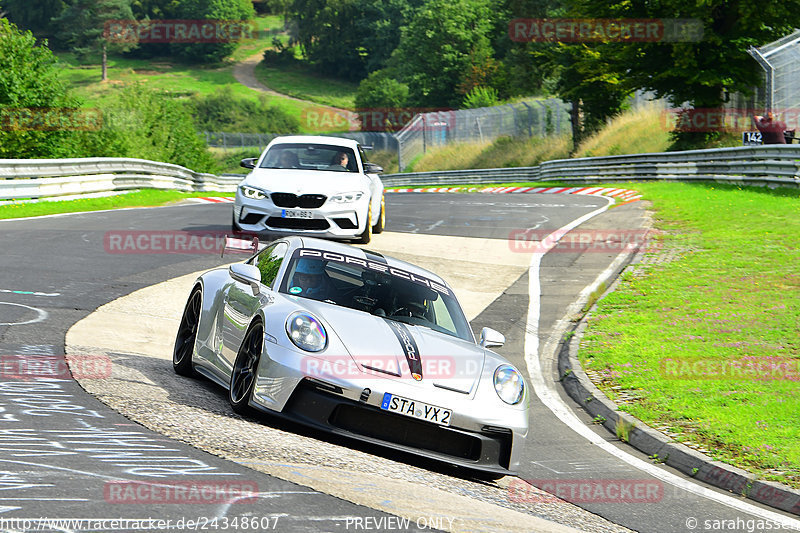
left=298, top=300, right=485, bottom=394
left=244, top=169, right=367, bottom=197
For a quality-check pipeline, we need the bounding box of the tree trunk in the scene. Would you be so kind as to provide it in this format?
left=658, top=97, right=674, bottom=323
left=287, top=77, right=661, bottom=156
left=102, top=42, right=108, bottom=82
left=570, top=99, right=582, bottom=154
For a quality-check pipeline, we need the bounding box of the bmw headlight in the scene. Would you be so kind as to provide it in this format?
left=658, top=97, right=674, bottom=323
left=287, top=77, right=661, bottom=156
left=329, top=191, right=363, bottom=203
left=285, top=312, right=327, bottom=352
left=241, top=186, right=267, bottom=200
left=494, top=364, right=525, bottom=405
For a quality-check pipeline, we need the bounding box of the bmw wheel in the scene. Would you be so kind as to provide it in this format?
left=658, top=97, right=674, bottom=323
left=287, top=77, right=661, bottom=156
left=356, top=201, right=372, bottom=244
left=372, top=194, right=385, bottom=234
left=229, top=320, right=263, bottom=415
left=173, top=287, right=201, bottom=377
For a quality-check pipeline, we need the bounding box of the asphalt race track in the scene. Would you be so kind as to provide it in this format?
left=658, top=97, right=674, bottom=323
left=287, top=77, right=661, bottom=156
left=0, top=193, right=797, bottom=532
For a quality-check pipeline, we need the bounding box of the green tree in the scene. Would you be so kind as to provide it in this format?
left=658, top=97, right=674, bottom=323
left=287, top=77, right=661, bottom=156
left=567, top=0, right=800, bottom=147
left=171, top=0, right=254, bottom=64
left=354, top=70, right=409, bottom=109
left=390, top=0, right=495, bottom=107
left=2, top=0, right=66, bottom=37
left=51, top=0, right=136, bottom=81
left=0, top=18, right=82, bottom=158
left=290, top=0, right=421, bottom=81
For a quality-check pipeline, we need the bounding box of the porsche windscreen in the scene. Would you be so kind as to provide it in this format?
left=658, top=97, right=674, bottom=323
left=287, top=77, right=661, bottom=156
left=259, top=143, right=358, bottom=172
left=278, top=248, right=473, bottom=342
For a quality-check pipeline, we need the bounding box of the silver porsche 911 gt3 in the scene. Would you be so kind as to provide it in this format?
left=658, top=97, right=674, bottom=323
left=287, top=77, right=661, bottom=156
left=173, top=236, right=529, bottom=477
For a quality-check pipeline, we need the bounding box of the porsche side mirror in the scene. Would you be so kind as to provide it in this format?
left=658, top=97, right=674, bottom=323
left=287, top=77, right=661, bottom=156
left=479, top=327, right=505, bottom=348
left=229, top=263, right=262, bottom=295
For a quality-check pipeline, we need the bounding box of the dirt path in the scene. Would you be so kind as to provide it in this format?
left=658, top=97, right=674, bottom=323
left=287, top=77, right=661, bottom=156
left=232, top=51, right=359, bottom=131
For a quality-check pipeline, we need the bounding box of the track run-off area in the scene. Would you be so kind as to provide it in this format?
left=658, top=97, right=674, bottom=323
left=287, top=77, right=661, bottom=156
left=0, top=190, right=796, bottom=532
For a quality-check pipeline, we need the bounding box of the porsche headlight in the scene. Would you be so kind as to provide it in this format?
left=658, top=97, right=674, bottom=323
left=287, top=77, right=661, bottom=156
left=494, top=364, right=524, bottom=405
left=285, top=312, right=327, bottom=352
left=329, top=191, right=363, bottom=203
left=241, top=186, right=267, bottom=200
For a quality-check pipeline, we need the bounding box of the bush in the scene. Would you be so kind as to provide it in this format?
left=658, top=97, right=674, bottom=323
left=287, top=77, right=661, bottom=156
left=0, top=19, right=83, bottom=158
left=262, top=37, right=298, bottom=67
left=84, top=85, right=218, bottom=173
left=190, top=87, right=300, bottom=133
left=355, top=70, right=409, bottom=109
left=461, top=86, right=499, bottom=109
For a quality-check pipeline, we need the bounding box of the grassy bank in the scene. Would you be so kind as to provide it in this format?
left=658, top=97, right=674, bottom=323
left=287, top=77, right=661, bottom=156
left=392, top=179, right=799, bottom=486
left=406, top=104, right=743, bottom=171
left=0, top=190, right=232, bottom=219
left=577, top=181, right=800, bottom=487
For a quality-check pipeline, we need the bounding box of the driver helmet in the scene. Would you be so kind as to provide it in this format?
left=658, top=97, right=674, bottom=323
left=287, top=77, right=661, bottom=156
left=292, top=258, right=326, bottom=295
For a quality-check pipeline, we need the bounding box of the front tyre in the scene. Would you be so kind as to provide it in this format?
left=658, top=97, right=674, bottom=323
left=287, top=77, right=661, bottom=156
left=356, top=201, right=372, bottom=244
left=232, top=211, right=241, bottom=233
left=173, top=287, right=201, bottom=377
left=229, top=321, right=263, bottom=415
left=372, top=194, right=385, bottom=234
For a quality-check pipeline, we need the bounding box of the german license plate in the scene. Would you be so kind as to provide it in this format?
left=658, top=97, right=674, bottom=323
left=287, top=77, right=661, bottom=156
left=281, top=209, right=312, bottom=219
left=381, top=393, right=451, bottom=426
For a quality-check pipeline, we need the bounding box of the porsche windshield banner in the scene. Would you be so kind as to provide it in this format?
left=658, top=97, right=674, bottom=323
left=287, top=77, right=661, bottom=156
left=383, top=319, right=423, bottom=381
left=296, top=248, right=450, bottom=296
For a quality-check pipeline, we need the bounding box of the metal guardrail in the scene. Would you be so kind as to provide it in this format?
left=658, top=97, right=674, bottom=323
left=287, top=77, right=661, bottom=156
left=381, top=145, right=800, bottom=188
left=0, top=158, right=242, bottom=201
left=204, top=131, right=399, bottom=153
left=1, top=144, right=798, bottom=203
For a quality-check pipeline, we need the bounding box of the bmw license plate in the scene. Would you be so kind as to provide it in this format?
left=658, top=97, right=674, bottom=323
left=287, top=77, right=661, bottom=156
left=281, top=209, right=313, bottom=219
left=381, top=393, right=451, bottom=426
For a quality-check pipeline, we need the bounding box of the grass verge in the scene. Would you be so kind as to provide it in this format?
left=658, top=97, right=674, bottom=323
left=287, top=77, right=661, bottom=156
left=0, top=190, right=233, bottom=220
left=577, top=181, right=800, bottom=487
left=388, top=179, right=800, bottom=487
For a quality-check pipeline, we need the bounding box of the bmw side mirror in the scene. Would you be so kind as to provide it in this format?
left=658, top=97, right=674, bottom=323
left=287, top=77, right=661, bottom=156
left=240, top=158, right=257, bottom=169
left=479, top=327, right=505, bottom=348
left=229, top=263, right=262, bottom=295
left=364, top=162, right=383, bottom=174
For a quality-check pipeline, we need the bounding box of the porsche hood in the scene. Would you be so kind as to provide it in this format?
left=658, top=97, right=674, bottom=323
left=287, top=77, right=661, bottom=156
left=298, top=300, right=485, bottom=394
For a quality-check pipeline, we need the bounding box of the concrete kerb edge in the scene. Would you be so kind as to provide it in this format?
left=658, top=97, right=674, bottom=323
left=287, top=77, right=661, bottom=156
left=554, top=246, right=800, bottom=516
